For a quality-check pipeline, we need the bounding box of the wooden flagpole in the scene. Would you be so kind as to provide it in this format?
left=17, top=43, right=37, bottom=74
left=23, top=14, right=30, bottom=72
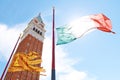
left=1, top=34, right=21, bottom=80
left=51, top=7, right=56, bottom=80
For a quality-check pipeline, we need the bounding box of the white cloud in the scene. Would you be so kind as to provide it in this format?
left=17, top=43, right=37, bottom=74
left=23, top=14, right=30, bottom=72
left=0, top=23, right=25, bottom=60
left=41, top=35, right=96, bottom=80
left=58, top=70, right=86, bottom=80
left=0, top=23, right=96, bottom=80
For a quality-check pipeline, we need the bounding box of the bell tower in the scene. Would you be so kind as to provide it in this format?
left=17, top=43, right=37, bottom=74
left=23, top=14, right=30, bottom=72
left=4, top=14, right=46, bottom=80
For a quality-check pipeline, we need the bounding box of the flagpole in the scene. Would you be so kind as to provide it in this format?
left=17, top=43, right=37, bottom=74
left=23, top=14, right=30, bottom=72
left=51, top=7, right=56, bottom=80
left=1, top=34, right=21, bottom=80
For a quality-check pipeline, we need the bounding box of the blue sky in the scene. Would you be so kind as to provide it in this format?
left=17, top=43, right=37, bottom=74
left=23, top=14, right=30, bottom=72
left=0, top=0, right=120, bottom=80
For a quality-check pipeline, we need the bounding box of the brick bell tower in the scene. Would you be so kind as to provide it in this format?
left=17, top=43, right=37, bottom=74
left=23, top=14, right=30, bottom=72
left=4, top=14, right=46, bottom=80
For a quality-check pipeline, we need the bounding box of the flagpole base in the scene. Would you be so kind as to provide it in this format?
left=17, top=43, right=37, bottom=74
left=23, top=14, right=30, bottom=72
left=51, top=69, right=56, bottom=80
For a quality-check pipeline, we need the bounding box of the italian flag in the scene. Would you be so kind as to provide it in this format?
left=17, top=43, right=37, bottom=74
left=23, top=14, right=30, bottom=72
left=56, top=13, right=115, bottom=45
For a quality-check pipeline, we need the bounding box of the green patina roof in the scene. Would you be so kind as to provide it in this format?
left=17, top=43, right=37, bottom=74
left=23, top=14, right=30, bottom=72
left=36, top=13, right=43, bottom=23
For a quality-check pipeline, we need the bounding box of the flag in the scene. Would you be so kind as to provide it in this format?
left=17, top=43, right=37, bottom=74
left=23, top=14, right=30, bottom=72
left=56, top=13, right=115, bottom=45
left=8, top=52, right=45, bottom=73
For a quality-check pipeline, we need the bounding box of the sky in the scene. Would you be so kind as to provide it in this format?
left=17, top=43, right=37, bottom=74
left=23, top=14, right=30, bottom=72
left=0, top=0, right=120, bottom=80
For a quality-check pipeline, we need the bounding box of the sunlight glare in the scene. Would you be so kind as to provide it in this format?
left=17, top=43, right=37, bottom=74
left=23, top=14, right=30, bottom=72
left=69, top=16, right=96, bottom=38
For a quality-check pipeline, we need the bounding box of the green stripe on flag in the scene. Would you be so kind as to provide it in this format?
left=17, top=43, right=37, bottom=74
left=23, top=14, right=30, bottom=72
left=56, top=26, right=77, bottom=45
